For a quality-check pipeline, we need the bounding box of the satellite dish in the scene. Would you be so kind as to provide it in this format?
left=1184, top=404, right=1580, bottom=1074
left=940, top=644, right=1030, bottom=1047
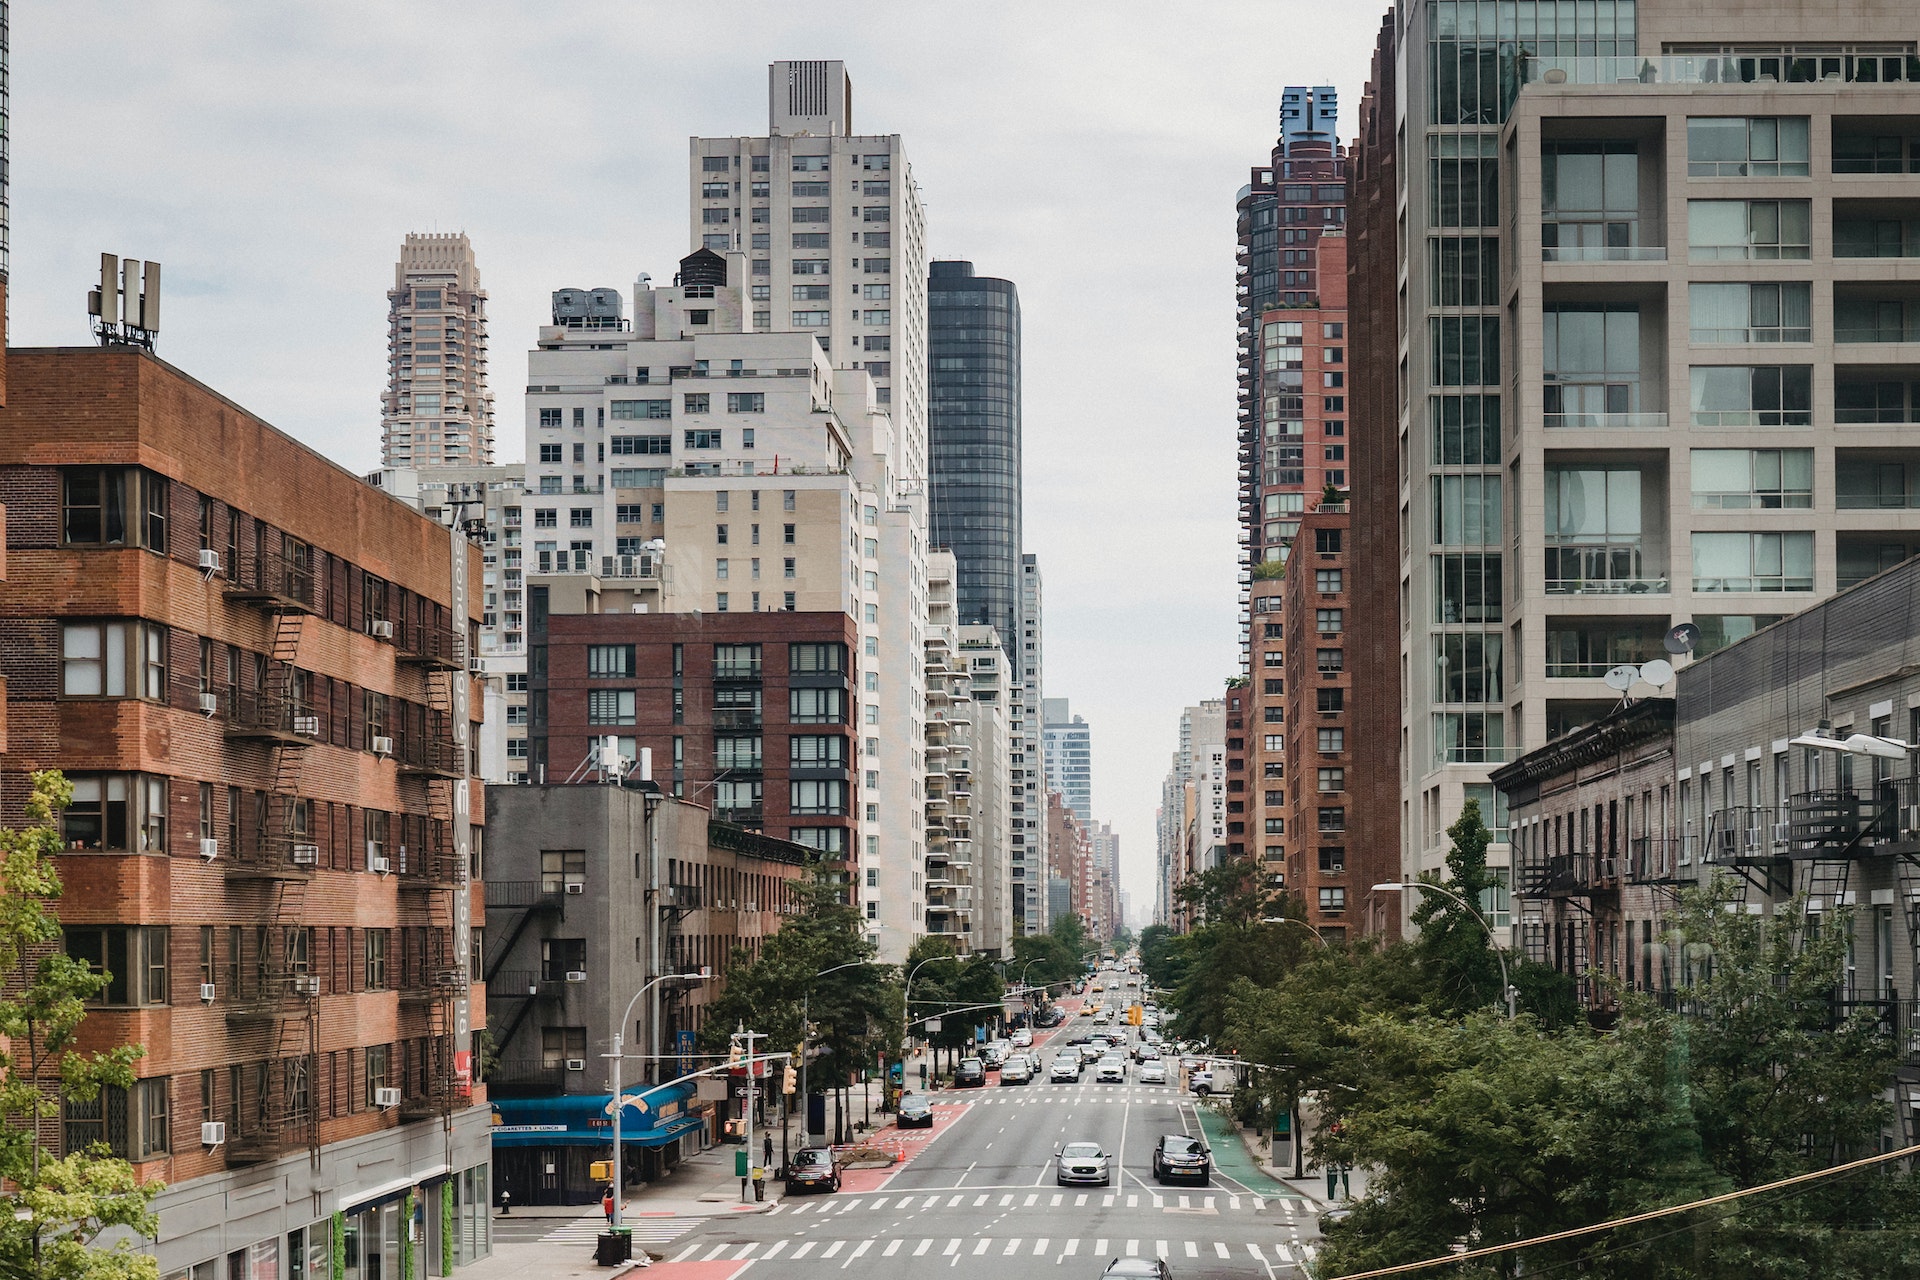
left=1604, top=665, right=1639, bottom=692
left=1664, top=622, right=1702, bottom=655
left=1640, top=659, right=1674, bottom=689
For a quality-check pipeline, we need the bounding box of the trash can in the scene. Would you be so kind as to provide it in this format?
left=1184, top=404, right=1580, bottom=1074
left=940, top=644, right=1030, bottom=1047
left=595, top=1231, right=632, bottom=1266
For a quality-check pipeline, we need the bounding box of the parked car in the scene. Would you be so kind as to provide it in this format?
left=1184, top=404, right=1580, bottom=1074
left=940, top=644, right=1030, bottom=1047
left=1055, top=1141, right=1112, bottom=1186
left=1102, top=1260, right=1171, bottom=1280
left=897, top=1093, right=935, bottom=1128
left=784, top=1146, right=842, bottom=1195
left=1151, top=1134, right=1211, bottom=1184
left=955, top=1057, right=987, bottom=1088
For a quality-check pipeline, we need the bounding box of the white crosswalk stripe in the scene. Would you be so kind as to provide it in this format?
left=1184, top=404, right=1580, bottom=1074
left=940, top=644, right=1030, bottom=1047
left=882, top=1240, right=902, bottom=1258
left=822, top=1241, right=845, bottom=1258
left=1275, top=1242, right=1295, bottom=1262
left=848, top=1240, right=872, bottom=1262
left=1214, top=1243, right=1231, bottom=1259
left=763, top=1241, right=788, bottom=1260
left=1184, top=1242, right=1198, bottom=1258
left=913, top=1239, right=933, bottom=1257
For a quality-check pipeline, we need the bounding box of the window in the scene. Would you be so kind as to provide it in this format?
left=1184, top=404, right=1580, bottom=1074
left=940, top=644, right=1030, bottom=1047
left=63, top=1077, right=170, bottom=1159
left=1317, top=767, right=1345, bottom=793
left=727, top=393, right=765, bottom=413
left=1315, top=609, right=1343, bottom=634
left=783, top=524, right=797, bottom=544
left=1461, top=783, right=1510, bottom=840
left=1431, top=395, right=1500, bottom=464
left=1432, top=474, right=1502, bottom=545
left=62, top=467, right=169, bottom=551
left=791, top=780, right=848, bottom=815
left=1428, top=149, right=1499, bottom=227
left=363, top=929, right=389, bottom=990
left=1435, top=632, right=1504, bottom=703
left=538, top=408, right=562, bottom=428
left=609, top=400, right=671, bottom=419
left=365, top=1044, right=390, bottom=1106
left=862, top=207, right=890, bottom=223
left=1316, top=688, right=1345, bottom=715
left=1689, top=283, right=1811, bottom=343
left=1690, top=365, right=1812, bottom=426
left=682, top=393, right=710, bottom=414
left=541, top=849, right=586, bottom=894
left=568, top=508, right=593, bottom=528
left=587, top=689, right=636, bottom=724
left=1688, top=200, right=1811, bottom=260
left=1433, top=710, right=1505, bottom=763
left=1316, top=648, right=1344, bottom=673
left=1318, top=887, right=1347, bottom=914
left=1543, top=304, right=1641, bottom=425
left=791, top=688, right=845, bottom=724
left=685, top=430, right=722, bottom=450
left=62, top=775, right=167, bottom=853
left=538, top=444, right=563, bottom=463
left=66, top=926, right=169, bottom=1005
left=540, top=939, right=587, bottom=983
left=62, top=621, right=167, bottom=699
left=1687, top=116, right=1810, bottom=177
left=1540, top=141, right=1640, bottom=258
left=1318, top=728, right=1345, bottom=753
left=610, top=435, right=673, bottom=455
left=1428, top=315, right=1499, bottom=386
left=1317, top=808, right=1346, bottom=834
left=1315, top=569, right=1342, bottom=594
left=1691, top=449, right=1813, bottom=509
left=1264, top=734, right=1284, bottom=752
left=701, top=155, right=730, bottom=172
left=1692, top=532, right=1815, bottom=592
left=863, top=309, right=891, bottom=325
left=542, top=1028, right=588, bottom=1070
left=1543, top=468, right=1646, bottom=591
left=533, top=509, right=557, bottom=529
left=1432, top=553, right=1502, bottom=623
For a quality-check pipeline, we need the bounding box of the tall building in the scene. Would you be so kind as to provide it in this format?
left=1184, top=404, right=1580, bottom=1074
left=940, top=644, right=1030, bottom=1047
left=1089, top=820, right=1119, bottom=877
left=1014, top=553, right=1046, bottom=932
left=0, top=346, right=492, bottom=1278
left=928, top=260, right=1022, bottom=646
left=1390, top=0, right=1920, bottom=929
left=381, top=233, right=495, bottom=468
left=1158, top=699, right=1227, bottom=929
left=1041, top=698, right=1092, bottom=826
left=923, top=552, right=976, bottom=949
left=959, top=623, right=1015, bottom=956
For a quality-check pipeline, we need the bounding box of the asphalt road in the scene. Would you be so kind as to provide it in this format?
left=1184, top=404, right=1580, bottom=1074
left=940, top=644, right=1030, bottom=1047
left=656, top=1069, right=1320, bottom=1279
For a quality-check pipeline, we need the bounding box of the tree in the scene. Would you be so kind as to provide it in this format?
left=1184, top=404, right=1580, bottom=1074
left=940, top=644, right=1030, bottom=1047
left=0, top=771, right=162, bottom=1280
left=1409, top=798, right=1506, bottom=1016
left=1136, top=924, right=1185, bottom=992
left=1108, top=924, right=1135, bottom=953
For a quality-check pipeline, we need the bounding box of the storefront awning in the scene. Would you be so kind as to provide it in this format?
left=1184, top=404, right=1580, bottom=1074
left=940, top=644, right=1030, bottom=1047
left=490, top=1081, right=699, bottom=1148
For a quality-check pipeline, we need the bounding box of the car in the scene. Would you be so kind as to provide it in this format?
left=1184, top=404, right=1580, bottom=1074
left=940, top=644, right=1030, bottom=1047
left=1095, top=1055, right=1127, bottom=1083
left=1151, top=1134, right=1211, bottom=1185
left=955, top=1057, right=987, bottom=1088
left=897, top=1093, right=935, bottom=1128
left=1010, top=1028, right=1034, bottom=1048
left=1049, top=1055, right=1082, bottom=1082
left=1137, top=1060, right=1168, bottom=1084
left=1318, top=1204, right=1355, bottom=1233
left=784, top=1146, right=842, bottom=1195
left=1189, top=1070, right=1214, bottom=1096
left=1101, top=1259, right=1171, bottom=1280
left=1000, top=1055, right=1033, bottom=1085
left=1067, top=1034, right=1092, bottom=1047
left=1054, top=1141, right=1112, bottom=1186
left=1079, top=1005, right=1095, bottom=1017
left=1086, top=1034, right=1112, bottom=1053
left=1093, top=1010, right=1111, bottom=1025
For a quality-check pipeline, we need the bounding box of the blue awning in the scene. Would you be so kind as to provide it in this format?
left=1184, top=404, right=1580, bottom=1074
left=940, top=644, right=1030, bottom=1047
left=490, top=1082, right=701, bottom=1149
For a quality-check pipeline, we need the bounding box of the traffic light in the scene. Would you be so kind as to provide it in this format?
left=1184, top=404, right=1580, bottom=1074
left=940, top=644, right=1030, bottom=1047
left=782, top=1063, right=797, bottom=1095
left=728, top=1038, right=745, bottom=1067
left=589, top=1161, right=612, bottom=1182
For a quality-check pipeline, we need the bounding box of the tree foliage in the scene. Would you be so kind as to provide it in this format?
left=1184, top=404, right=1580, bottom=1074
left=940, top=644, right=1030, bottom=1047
left=0, top=772, right=162, bottom=1280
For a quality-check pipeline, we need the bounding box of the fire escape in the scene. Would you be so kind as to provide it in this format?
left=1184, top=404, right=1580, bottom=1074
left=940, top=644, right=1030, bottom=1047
left=221, top=535, right=321, bottom=1166
left=1518, top=842, right=1622, bottom=1012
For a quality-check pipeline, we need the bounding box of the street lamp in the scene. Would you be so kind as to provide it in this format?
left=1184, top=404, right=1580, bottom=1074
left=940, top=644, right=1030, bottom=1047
left=802, top=959, right=871, bottom=1146
left=608, top=971, right=708, bottom=1229
left=1260, top=917, right=1332, bottom=949
left=901, top=953, right=959, bottom=1075
left=1372, top=882, right=1515, bottom=1019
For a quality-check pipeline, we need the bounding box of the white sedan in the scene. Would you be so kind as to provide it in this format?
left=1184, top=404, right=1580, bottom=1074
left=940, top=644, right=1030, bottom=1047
left=1137, top=1060, right=1168, bottom=1084
left=1010, top=1028, right=1034, bottom=1048
left=1055, top=1142, right=1112, bottom=1186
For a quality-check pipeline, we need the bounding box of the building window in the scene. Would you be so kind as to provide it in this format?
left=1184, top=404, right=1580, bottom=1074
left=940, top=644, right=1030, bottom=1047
left=62, top=775, right=167, bottom=853
left=790, top=735, right=847, bottom=767
left=791, top=687, right=845, bottom=724
left=1315, top=569, right=1342, bottom=594
left=609, top=400, right=672, bottom=420
left=65, top=925, right=169, bottom=1006
left=541, top=849, right=586, bottom=894
left=365, top=1044, right=390, bottom=1106
left=685, top=430, right=723, bottom=450
left=540, top=939, right=587, bottom=983
left=61, top=620, right=167, bottom=699
left=790, top=780, right=848, bottom=815
left=1689, top=199, right=1812, bottom=260
left=727, top=393, right=765, bottom=413
left=1689, top=283, right=1811, bottom=343
left=542, top=1027, right=588, bottom=1070
left=363, top=929, right=388, bottom=989
left=1317, top=688, right=1344, bottom=713
left=1687, top=116, right=1810, bottom=178
left=1317, top=648, right=1344, bottom=673
left=1318, top=728, right=1345, bottom=753
left=1692, top=532, right=1815, bottom=592
left=1690, top=448, right=1814, bottom=509
left=568, top=508, right=593, bottom=528
left=587, top=689, right=637, bottom=725
left=1317, top=808, right=1346, bottom=834
left=62, top=467, right=169, bottom=551
left=1689, top=366, right=1812, bottom=426
left=1316, top=609, right=1344, bottom=634
left=1317, top=887, right=1347, bottom=914
left=63, top=1077, right=171, bottom=1158
left=1317, top=767, right=1345, bottom=793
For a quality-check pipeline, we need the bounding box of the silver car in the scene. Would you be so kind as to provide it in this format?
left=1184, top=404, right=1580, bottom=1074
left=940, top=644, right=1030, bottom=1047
left=1095, top=1055, right=1127, bottom=1083
left=1054, top=1141, right=1112, bottom=1186
left=1049, top=1054, right=1082, bottom=1082
left=1137, top=1060, right=1168, bottom=1084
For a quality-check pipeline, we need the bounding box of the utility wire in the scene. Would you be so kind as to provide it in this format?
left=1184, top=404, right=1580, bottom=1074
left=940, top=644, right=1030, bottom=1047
left=1327, top=1141, right=1920, bottom=1280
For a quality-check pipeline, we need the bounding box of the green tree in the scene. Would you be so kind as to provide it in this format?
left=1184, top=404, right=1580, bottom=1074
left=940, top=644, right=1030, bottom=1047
left=0, top=772, right=162, bottom=1280
left=1136, top=924, right=1185, bottom=992
left=1409, top=798, right=1506, bottom=1015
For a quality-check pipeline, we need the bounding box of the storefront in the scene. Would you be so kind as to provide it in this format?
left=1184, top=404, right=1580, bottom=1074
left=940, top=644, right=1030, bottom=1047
left=491, top=1084, right=704, bottom=1206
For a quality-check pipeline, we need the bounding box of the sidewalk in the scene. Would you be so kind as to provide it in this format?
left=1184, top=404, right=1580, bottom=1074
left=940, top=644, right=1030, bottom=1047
left=1203, top=1107, right=1371, bottom=1209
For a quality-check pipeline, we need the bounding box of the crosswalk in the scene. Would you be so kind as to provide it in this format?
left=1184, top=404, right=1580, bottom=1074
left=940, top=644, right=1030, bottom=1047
left=946, top=1085, right=1187, bottom=1103
left=667, top=1234, right=1316, bottom=1267
left=771, top=1191, right=1303, bottom=1215
left=497, top=1213, right=699, bottom=1248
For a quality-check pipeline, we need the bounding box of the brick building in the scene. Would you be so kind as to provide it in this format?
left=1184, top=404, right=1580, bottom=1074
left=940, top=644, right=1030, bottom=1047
left=0, top=347, right=492, bottom=1279
left=1282, top=501, right=1355, bottom=939
left=529, top=604, right=858, bottom=869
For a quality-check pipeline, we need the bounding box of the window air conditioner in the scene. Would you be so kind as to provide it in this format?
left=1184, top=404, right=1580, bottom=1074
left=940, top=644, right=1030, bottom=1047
left=565, top=970, right=588, bottom=983
left=200, top=983, right=218, bottom=1003
left=198, top=549, right=222, bottom=573
left=201, top=1121, right=226, bottom=1146
left=197, top=692, right=220, bottom=716
left=374, top=1087, right=402, bottom=1108
left=565, top=882, right=586, bottom=895
left=200, top=838, right=220, bottom=861
left=294, top=715, right=321, bottom=737
left=371, top=856, right=392, bottom=875
left=1771, top=822, right=1793, bottom=846
left=291, top=844, right=319, bottom=865
left=372, top=735, right=394, bottom=756
left=565, top=1059, right=587, bottom=1072
left=369, top=620, right=395, bottom=639
left=292, top=975, right=320, bottom=997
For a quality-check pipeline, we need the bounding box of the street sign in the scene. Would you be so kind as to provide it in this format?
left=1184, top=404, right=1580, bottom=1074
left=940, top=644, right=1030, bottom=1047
left=925, top=1018, right=942, bottom=1032
left=676, top=1029, right=696, bottom=1076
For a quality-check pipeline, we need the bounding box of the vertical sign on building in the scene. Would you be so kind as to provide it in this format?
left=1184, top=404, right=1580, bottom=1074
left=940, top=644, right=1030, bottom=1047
left=450, top=527, right=473, bottom=1062
left=677, top=1029, right=697, bottom=1077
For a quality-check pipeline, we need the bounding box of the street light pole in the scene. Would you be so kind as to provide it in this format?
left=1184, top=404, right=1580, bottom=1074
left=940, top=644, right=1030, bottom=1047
left=609, top=971, right=707, bottom=1230
left=1260, top=916, right=1332, bottom=949
left=902, top=954, right=957, bottom=1074
left=1372, top=882, right=1514, bottom=1019
left=802, top=960, right=869, bottom=1146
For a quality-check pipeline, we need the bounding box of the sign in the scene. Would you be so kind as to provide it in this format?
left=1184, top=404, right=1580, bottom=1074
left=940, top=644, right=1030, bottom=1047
left=925, top=1018, right=942, bottom=1032
left=676, top=1029, right=696, bottom=1076
left=492, top=1124, right=568, bottom=1135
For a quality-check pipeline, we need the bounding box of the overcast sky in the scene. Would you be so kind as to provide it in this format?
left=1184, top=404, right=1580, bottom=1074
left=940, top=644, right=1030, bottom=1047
left=12, top=2, right=1389, bottom=920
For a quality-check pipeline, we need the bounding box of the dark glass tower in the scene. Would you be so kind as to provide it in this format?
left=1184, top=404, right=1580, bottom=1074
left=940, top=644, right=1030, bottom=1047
left=927, top=260, right=1022, bottom=651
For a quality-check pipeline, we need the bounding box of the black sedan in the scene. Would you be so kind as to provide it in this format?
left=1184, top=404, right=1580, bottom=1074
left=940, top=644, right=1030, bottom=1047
left=897, top=1093, right=935, bottom=1128
left=1102, top=1259, right=1172, bottom=1280
left=1150, top=1134, right=1211, bottom=1185
left=783, top=1147, right=841, bottom=1195
left=954, top=1057, right=987, bottom=1088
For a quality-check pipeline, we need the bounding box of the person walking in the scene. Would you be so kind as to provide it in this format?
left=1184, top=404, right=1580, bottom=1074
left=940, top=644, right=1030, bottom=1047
left=601, top=1186, right=615, bottom=1224
left=763, top=1132, right=774, bottom=1170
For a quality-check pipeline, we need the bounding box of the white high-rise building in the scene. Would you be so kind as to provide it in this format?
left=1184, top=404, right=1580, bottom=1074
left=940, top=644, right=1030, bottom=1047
left=960, top=622, right=1015, bottom=957
left=1158, top=699, right=1227, bottom=929
left=1015, top=553, right=1047, bottom=932
left=381, top=232, right=495, bottom=468
left=1042, top=698, right=1093, bottom=826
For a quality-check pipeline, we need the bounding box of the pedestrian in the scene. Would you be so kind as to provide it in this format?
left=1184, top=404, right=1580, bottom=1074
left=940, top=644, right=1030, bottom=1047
left=602, top=1186, right=615, bottom=1224
left=763, top=1132, right=774, bottom=1170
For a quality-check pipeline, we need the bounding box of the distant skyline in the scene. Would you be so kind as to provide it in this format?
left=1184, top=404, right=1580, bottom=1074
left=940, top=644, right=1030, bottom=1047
left=7, top=1, right=1384, bottom=913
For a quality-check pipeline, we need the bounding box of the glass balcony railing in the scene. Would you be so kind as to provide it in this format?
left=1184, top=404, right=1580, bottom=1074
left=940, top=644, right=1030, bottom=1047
left=1526, top=53, right=1920, bottom=90
left=1545, top=545, right=1670, bottom=595
left=1544, top=410, right=1669, bottom=430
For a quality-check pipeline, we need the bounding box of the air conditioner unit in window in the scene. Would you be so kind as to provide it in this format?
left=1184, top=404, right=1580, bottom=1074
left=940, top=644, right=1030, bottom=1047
left=200, top=982, right=217, bottom=1003
left=565, top=971, right=588, bottom=983
left=201, top=1121, right=226, bottom=1146
left=374, top=1087, right=402, bottom=1108
left=565, top=1059, right=587, bottom=1072
left=371, top=856, right=392, bottom=875
left=291, top=844, right=319, bottom=865
left=565, top=882, right=586, bottom=895
left=369, top=620, right=395, bottom=639
left=294, top=715, right=321, bottom=737
left=469, top=657, right=484, bottom=675
left=197, top=548, right=222, bottom=572
left=292, top=975, right=320, bottom=997
left=372, top=736, right=394, bottom=756
left=197, top=692, right=220, bottom=716
left=1771, top=822, right=1793, bottom=846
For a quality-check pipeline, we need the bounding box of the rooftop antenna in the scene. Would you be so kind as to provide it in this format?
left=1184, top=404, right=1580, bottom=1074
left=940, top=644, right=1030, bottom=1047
left=88, top=252, right=161, bottom=351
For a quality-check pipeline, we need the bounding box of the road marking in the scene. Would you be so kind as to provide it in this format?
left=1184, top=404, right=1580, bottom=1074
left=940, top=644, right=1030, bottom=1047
left=1178, top=1195, right=1190, bottom=1209
left=763, top=1241, right=788, bottom=1260
left=868, top=1198, right=887, bottom=1210
left=768, top=1204, right=787, bottom=1216
left=1050, top=1194, right=1063, bottom=1207
left=973, top=1239, right=992, bottom=1255
left=1003, top=1239, right=1022, bottom=1255
left=924, top=1195, right=941, bottom=1208
left=1034, top=1239, right=1049, bottom=1255
left=846, top=1240, right=871, bottom=1265
left=732, top=1243, right=757, bottom=1260
left=1246, top=1243, right=1264, bottom=1261
left=1215, top=1243, right=1231, bottom=1259
left=1126, top=1195, right=1138, bottom=1208
left=1279, top=1200, right=1294, bottom=1215
left=1102, top=1194, right=1115, bottom=1208
left=1151, top=1195, right=1164, bottom=1208
left=948, top=1195, right=963, bottom=1208
left=1024, top=1193, right=1038, bottom=1207
left=1155, top=1240, right=1170, bottom=1257
left=1276, top=1243, right=1295, bottom=1262
left=1075, top=1194, right=1087, bottom=1207
left=822, top=1241, right=845, bottom=1258
left=1253, top=1197, right=1266, bottom=1211
left=974, top=1194, right=989, bottom=1207
left=882, top=1240, right=902, bottom=1258
left=1184, top=1242, right=1198, bottom=1258
left=669, top=1245, right=700, bottom=1263
left=1094, top=1239, right=1109, bottom=1255
left=943, top=1239, right=961, bottom=1256
left=1125, top=1239, right=1140, bottom=1256
left=1063, top=1239, right=1080, bottom=1257
left=999, top=1195, right=1014, bottom=1206
left=842, top=1199, right=862, bottom=1211
left=1204, top=1196, right=1216, bottom=1210
left=792, top=1242, right=816, bottom=1259
left=914, top=1240, right=932, bottom=1257
left=702, top=1244, right=730, bottom=1261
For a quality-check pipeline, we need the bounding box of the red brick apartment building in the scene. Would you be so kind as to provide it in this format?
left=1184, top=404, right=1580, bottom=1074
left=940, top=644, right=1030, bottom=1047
left=528, top=606, right=858, bottom=866
left=0, top=347, right=494, bottom=1280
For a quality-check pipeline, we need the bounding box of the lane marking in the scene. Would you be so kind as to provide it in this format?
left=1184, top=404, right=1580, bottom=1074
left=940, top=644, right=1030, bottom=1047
left=822, top=1242, right=845, bottom=1258
left=1034, top=1239, right=1049, bottom=1256
left=1063, top=1239, right=1080, bottom=1257
left=972, top=1239, right=992, bottom=1255
left=999, top=1195, right=1014, bottom=1207
left=844, top=1240, right=871, bottom=1266
left=973, top=1194, right=989, bottom=1207
left=701, top=1244, right=730, bottom=1261
left=1024, top=1193, right=1038, bottom=1207
left=882, top=1240, right=901, bottom=1258
left=1075, top=1194, right=1088, bottom=1207
left=1002, top=1239, right=1021, bottom=1256
left=669, top=1245, right=700, bottom=1263
left=1050, top=1194, right=1063, bottom=1207
left=1127, top=1195, right=1139, bottom=1208
left=1155, top=1240, right=1169, bottom=1258
left=1215, top=1243, right=1231, bottom=1259
left=732, top=1243, right=756, bottom=1260
left=1094, top=1239, right=1109, bottom=1255
left=1125, top=1239, right=1140, bottom=1256
left=792, top=1242, right=816, bottom=1259
left=1185, top=1242, right=1199, bottom=1258
left=914, top=1240, right=933, bottom=1257
left=943, top=1239, right=961, bottom=1257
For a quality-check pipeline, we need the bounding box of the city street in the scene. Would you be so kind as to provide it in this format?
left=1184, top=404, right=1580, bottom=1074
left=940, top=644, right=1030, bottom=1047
left=643, top=1074, right=1319, bottom=1279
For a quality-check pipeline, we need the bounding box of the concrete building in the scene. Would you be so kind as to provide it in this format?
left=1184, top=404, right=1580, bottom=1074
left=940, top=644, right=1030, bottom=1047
left=959, top=624, right=1015, bottom=956
left=0, top=346, right=491, bottom=1279
left=481, top=784, right=810, bottom=1204
left=1157, top=700, right=1229, bottom=929
left=928, top=260, right=1022, bottom=649
left=1041, top=698, right=1092, bottom=826
left=1014, top=553, right=1046, bottom=933
left=381, top=233, right=495, bottom=468
left=1089, top=820, right=1119, bottom=878
left=923, top=552, right=974, bottom=949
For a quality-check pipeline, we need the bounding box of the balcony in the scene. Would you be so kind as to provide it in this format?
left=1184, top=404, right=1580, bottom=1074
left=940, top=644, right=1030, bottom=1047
left=225, top=547, right=317, bottom=613
left=1838, top=533, right=1920, bottom=588
left=1544, top=620, right=1669, bottom=678
left=1702, top=806, right=1790, bottom=867
left=1838, top=452, right=1920, bottom=508
left=1836, top=291, right=1920, bottom=345
left=224, top=689, right=317, bottom=744
left=712, top=709, right=763, bottom=731
left=1544, top=545, right=1668, bottom=596
left=396, top=733, right=464, bottom=780
left=1527, top=53, right=1919, bottom=93
left=1782, top=780, right=1920, bottom=858
left=485, top=1061, right=574, bottom=1099
left=1628, top=836, right=1685, bottom=884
